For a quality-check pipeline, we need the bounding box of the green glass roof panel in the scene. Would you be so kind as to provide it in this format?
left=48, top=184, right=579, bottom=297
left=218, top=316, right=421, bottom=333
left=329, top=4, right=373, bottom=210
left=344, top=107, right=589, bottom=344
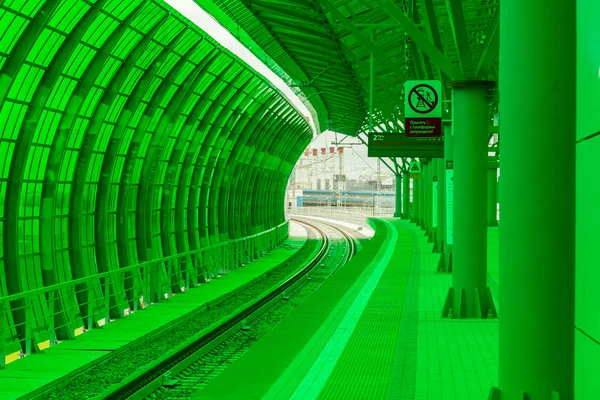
left=48, top=0, right=90, bottom=32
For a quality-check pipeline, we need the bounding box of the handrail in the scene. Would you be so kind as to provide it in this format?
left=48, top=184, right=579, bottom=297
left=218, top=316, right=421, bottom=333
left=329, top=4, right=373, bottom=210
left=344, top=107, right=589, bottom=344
left=0, top=222, right=288, bottom=304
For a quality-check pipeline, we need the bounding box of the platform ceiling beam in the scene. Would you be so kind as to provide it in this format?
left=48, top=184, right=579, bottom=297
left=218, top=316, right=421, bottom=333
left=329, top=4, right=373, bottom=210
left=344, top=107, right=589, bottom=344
left=373, top=0, right=460, bottom=79
left=444, top=0, right=475, bottom=78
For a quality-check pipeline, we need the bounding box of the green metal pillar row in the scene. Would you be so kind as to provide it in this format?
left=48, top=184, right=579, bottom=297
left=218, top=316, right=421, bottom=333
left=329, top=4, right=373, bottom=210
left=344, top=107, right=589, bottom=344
left=418, top=166, right=424, bottom=227
left=422, top=160, right=429, bottom=232
left=437, top=117, right=454, bottom=272
left=411, top=177, right=419, bottom=223
left=428, top=158, right=438, bottom=243
left=434, top=157, right=444, bottom=253
left=403, top=172, right=410, bottom=219
left=442, top=81, right=496, bottom=319
left=487, top=168, right=498, bottom=226
left=394, top=174, right=402, bottom=217
left=490, top=0, right=575, bottom=398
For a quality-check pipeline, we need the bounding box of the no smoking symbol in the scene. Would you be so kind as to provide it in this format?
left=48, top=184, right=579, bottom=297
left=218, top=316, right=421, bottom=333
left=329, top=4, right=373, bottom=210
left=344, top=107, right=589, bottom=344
left=408, top=84, right=438, bottom=114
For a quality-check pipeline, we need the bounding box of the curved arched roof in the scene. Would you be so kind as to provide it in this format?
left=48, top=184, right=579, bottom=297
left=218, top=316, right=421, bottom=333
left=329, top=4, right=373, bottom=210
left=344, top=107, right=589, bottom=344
left=0, top=0, right=311, bottom=350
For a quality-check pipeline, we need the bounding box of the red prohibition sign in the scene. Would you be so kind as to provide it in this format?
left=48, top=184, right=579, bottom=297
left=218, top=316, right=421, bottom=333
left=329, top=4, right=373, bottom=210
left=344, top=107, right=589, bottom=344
left=408, top=84, right=438, bottom=114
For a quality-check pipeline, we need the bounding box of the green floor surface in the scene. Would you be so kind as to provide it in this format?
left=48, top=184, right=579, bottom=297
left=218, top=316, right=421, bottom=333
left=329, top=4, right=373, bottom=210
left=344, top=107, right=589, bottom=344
left=196, top=222, right=500, bottom=400
left=195, top=219, right=392, bottom=400
left=0, top=230, right=309, bottom=400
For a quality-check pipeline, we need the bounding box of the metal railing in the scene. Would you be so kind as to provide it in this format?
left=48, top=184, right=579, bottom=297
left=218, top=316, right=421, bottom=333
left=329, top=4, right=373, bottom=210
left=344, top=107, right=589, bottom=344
left=287, top=206, right=396, bottom=226
left=0, top=222, right=289, bottom=368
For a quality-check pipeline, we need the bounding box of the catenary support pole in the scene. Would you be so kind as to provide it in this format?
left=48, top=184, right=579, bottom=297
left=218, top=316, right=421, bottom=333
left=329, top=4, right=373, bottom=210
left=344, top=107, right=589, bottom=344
left=442, top=81, right=496, bottom=319
left=487, top=168, right=498, bottom=226
left=490, top=0, right=575, bottom=398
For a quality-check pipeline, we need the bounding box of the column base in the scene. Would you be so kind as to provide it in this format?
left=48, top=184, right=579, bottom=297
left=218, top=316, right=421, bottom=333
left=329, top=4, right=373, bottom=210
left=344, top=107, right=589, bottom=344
left=432, top=237, right=443, bottom=253
left=442, top=286, right=497, bottom=319
left=487, top=388, right=501, bottom=400
left=427, top=229, right=435, bottom=243
left=488, top=220, right=499, bottom=227
left=437, top=251, right=452, bottom=273
left=394, top=211, right=401, bottom=218
left=488, top=387, right=562, bottom=400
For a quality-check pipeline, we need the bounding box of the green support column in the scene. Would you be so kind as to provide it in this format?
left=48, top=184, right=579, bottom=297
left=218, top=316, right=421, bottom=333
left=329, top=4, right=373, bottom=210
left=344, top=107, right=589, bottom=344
left=438, top=119, right=454, bottom=272
left=442, top=81, right=496, bottom=319
left=418, top=167, right=424, bottom=227
left=490, top=0, right=575, bottom=398
left=487, top=168, right=498, bottom=226
left=428, top=159, right=437, bottom=243
left=394, top=174, right=402, bottom=217
left=434, top=157, right=444, bottom=253
left=412, top=177, right=419, bottom=223
left=403, top=172, right=410, bottom=219
left=422, top=160, right=429, bottom=233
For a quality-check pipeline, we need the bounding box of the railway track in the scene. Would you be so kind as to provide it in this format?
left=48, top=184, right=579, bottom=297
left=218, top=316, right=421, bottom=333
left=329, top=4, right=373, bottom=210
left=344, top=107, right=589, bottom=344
left=109, top=219, right=357, bottom=400
left=31, top=219, right=357, bottom=400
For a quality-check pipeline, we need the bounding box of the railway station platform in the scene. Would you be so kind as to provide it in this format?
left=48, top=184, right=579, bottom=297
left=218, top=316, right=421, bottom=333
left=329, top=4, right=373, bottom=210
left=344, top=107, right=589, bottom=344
left=0, top=224, right=311, bottom=400
left=196, top=219, right=500, bottom=400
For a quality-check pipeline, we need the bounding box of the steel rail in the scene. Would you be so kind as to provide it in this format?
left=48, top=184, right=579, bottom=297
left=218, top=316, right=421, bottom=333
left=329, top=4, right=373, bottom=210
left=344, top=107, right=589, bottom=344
left=94, top=220, right=333, bottom=400
left=127, top=218, right=359, bottom=400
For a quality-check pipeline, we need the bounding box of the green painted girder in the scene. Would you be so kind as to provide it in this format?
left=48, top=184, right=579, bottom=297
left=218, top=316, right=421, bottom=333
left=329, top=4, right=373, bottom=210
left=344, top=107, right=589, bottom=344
left=183, top=67, right=249, bottom=250
left=226, top=90, right=279, bottom=239
left=319, top=0, right=410, bottom=84
left=211, top=81, right=267, bottom=243
left=409, top=0, right=434, bottom=80
left=213, top=0, right=365, bottom=135
left=68, top=3, right=147, bottom=325
left=444, top=0, right=474, bottom=77
left=173, top=54, right=240, bottom=253
left=159, top=52, right=230, bottom=259
left=373, top=0, right=459, bottom=79
left=135, top=39, right=210, bottom=258
left=203, top=79, right=255, bottom=244
left=0, top=0, right=312, bottom=358
left=115, top=26, right=195, bottom=263
left=214, top=92, right=261, bottom=243
left=141, top=50, right=240, bottom=293
left=194, top=72, right=248, bottom=247
left=234, top=106, right=287, bottom=234
left=239, top=101, right=290, bottom=234
left=254, top=116, right=304, bottom=230
left=42, top=1, right=150, bottom=326
left=222, top=108, right=263, bottom=237
left=474, top=7, right=499, bottom=79
left=95, top=13, right=175, bottom=311
left=1, top=0, right=87, bottom=349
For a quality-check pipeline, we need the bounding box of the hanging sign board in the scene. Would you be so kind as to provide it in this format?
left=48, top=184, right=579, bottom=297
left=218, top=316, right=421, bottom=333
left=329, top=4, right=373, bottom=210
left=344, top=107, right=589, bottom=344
left=368, top=132, right=444, bottom=158
left=405, top=80, right=443, bottom=137
left=445, top=160, right=454, bottom=245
